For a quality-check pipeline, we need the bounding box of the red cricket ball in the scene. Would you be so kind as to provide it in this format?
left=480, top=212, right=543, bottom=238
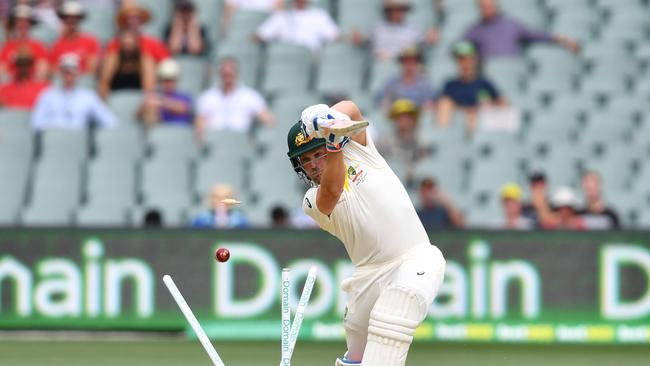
left=215, top=247, right=230, bottom=262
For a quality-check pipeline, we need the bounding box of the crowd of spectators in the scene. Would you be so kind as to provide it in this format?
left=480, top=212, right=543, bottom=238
left=0, top=0, right=626, bottom=230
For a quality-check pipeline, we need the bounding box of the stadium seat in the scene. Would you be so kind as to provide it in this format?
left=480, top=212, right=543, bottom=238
left=147, top=125, right=199, bottom=160
left=550, top=12, right=597, bottom=42
left=261, top=43, right=313, bottom=94
left=0, top=157, right=30, bottom=225
left=141, top=157, right=193, bottom=212
left=500, top=0, right=546, bottom=28
left=483, top=59, right=526, bottom=95
left=545, top=0, right=592, bottom=13
left=525, top=72, right=576, bottom=95
left=214, top=40, right=262, bottom=87
left=39, top=129, right=88, bottom=163
left=525, top=144, right=584, bottom=191
left=368, top=59, right=400, bottom=94
left=85, top=157, right=137, bottom=210
left=30, top=24, right=58, bottom=45
left=578, top=110, right=633, bottom=150
left=548, top=92, right=599, bottom=113
left=203, top=130, right=255, bottom=162
left=337, top=0, right=381, bottom=33
left=108, top=90, right=144, bottom=125
left=407, top=0, right=436, bottom=28
left=250, top=155, right=304, bottom=209
left=22, top=158, right=82, bottom=226
left=138, top=0, right=171, bottom=38
left=225, top=10, right=268, bottom=42
left=414, top=155, right=465, bottom=196
left=194, top=0, right=222, bottom=39
left=94, top=128, right=144, bottom=160
left=175, top=56, right=207, bottom=96
left=76, top=204, right=129, bottom=227
left=80, top=9, right=115, bottom=43
left=525, top=109, right=579, bottom=146
left=582, top=144, right=642, bottom=194
left=428, top=56, right=456, bottom=89
left=195, top=156, right=247, bottom=201
left=316, top=42, right=366, bottom=95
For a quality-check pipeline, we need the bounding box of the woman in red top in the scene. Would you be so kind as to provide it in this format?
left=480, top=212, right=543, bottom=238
left=49, top=1, right=100, bottom=75
left=0, top=5, right=49, bottom=81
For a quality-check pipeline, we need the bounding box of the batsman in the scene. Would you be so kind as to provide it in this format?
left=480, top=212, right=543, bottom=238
left=287, top=101, right=446, bottom=366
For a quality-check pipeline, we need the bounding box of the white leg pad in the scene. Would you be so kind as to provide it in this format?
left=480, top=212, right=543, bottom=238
left=361, top=285, right=428, bottom=366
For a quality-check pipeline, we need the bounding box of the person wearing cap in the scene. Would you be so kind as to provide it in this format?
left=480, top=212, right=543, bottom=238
left=521, top=171, right=547, bottom=226
left=195, top=57, right=273, bottom=139
left=417, top=176, right=464, bottom=230
left=50, top=1, right=100, bottom=75
left=98, top=29, right=156, bottom=100
left=376, top=45, right=436, bottom=113
left=0, top=5, right=49, bottom=82
left=164, top=0, right=207, bottom=56
left=436, top=41, right=506, bottom=132
left=254, top=0, right=339, bottom=52
left=105, top=4, right=170, bottom=64
left=497, top=183, right=534, bottom=230
left=351, top=0, right=438, bottom=61
left=533, top=186, right=586, bottom=230
left=191, top=184, right=249, bottom=229
left=31, top=53, right=117, bottom=130
left=378, top=98, right=431, bottom=185
left=138, top=58, right=193, bottom=127
left=578, top=171, right=620, bottom=230
left=464, top=0, right=579, bottom=60
left=0, top=47, right=49, bottom=109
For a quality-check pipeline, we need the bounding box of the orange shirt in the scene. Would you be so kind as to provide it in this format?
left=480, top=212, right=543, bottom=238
left=0, top=80, right=49, bottom=110
left=50, top=33, right=100, bottom=73
left=0, top=38, right=49, bottom=78
left=106, top=34, right=170, bottom=63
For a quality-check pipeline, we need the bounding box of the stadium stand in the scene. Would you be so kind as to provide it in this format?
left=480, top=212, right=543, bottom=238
left=0, top=0, right=648, bottom=229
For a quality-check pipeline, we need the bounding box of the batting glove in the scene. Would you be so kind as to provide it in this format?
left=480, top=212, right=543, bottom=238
left=300, top=104, right=333, bottom=139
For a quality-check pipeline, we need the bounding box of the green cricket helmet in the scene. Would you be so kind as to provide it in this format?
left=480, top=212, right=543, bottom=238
left=287, top=121, right=325, bottom=182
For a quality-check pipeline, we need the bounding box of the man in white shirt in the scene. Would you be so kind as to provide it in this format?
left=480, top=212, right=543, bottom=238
left=31, top=53, right=117, bottom=131
left=195, top=57, right=273, bottom=139
left=255, top=0, right=339, bottom=51
left=287, top=101, right=446, bottom=365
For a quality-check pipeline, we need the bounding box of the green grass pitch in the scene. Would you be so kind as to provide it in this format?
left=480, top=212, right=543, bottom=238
left=0, top=340, right=648, bottom=366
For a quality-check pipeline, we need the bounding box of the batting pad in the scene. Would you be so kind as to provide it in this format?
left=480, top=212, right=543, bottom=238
left=361, top=285, right=428, bottom=366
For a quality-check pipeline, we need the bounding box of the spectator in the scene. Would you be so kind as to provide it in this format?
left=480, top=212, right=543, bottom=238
left=98, top=29, right=156, bottom=99
left=436, top=41, right=506, bottom=133
left=270, top=205, right=289, bottom=228
left=352, top=0, right=438, bottom=61
left=221, top=0, right=282, bottom=39
left=377, top=99, right=431, bottom=185
left=497, top=183, right=534, bottom=230
left=192, top=184, right=249, bottom=228
left=195, top=57, right=273, bottom=139
left=106, top=4, right=170, bottom=63
left=0, top=49, right=49, bottom=109
left=578, top=171, right=620, bottom=229
left=464, top=0, right=579, bottom=60
left=416, top=177, right=464, bottom=230
left=376, top=46, right=436, bottom=112
left=138, top=58, right=193, bottom=127
left=143, top=209, right=163, bottom=227
left=534, top=186, right=585, bottom=230
left=32, top=54, right=117, bottom=130
left=0, top=5, right=49, bottom=81
left=254, top=0, right=339, bottom=52
left=164, top=0, right=207, bottom=56
left=50, top=1, right=100, bottom=75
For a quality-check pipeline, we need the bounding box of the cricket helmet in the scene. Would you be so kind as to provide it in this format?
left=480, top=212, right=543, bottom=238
left=287, top=121, right=325, bottom=182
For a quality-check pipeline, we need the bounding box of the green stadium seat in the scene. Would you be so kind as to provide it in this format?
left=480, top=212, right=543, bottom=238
left=414, top=156, right=465, bottom=195
left=250, top=155, right=304, bottom=207
left=316, top=42, right=366, bottom=95
left=40, top=129, right=88, bottom=162
left=545, top=0, right=591, bottom=12
left=80, top=9, right=115, bottom=44
left=369, top=59, right=400, bottom=94
left=95, top=128, right=144, bottom=160
left=30, top=24, right=58, bottom=45
left=214, top=40, right=262, bottom=87
left=578, top=110, right=632, bottom=150
left=225, top=10, right=268, bottom=42
left=501, top=0, right=546, bottom=29
left=141, top=157, right=193, bottom=213
left=551, top=13, right=597, bottom=42
left=85, top=157, right=137, bottom=210
left=548, top=92, right=599, bottom=112
left=175, top=56, right=207, bottom=96
left=76, top=204, right=129, bottom=227
left=138, top=0, right=171, bottom=38
left=526, top=73, right=576, bottom=95
left=428, top=56, right=456, bottom=88
left=108, top=90, right=144, bottom=125
left=525, top=144, right=583, bottom=191
left=195, top=156, right=247, bottom=200
left=337, top=0, right=380, bottom=33
left=261, top=43, right=313, bottom=94
left=147, top=125, right=199, bottom=160
left=0, top=156, right=30, bottom=225
left=525, top=109, right=579, bottom=146
left=528, top=46, right=581, bottom=77
left=407, top=0, right=436, bottom=28
left=203, top=130, right=255, bottom=162
left=483, top=59, right=526, bottom=95
left=194, top=0, right=222, bottom=40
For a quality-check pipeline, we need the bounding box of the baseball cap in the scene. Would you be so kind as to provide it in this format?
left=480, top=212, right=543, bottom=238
left=551, top=186, right=579, bottom=208
left=500, top=183, right=523, bottom=201
left=389, top=99, right=419, bottom=119
left=59, top=53, right=80, bottom=70
left=157, top=59, right=180, bottom=80
left=452, top=41, right=476, bottom=57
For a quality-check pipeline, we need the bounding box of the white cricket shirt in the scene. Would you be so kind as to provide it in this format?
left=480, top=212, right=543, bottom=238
left=303, top=133, right=431, bottom=267
left=256, top=8, right=339, bottom=51
left=196, top=85, right=267, bottom=132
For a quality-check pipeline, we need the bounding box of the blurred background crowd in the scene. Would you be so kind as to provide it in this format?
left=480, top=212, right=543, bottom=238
left=0, top=0, right=648, bottom=230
